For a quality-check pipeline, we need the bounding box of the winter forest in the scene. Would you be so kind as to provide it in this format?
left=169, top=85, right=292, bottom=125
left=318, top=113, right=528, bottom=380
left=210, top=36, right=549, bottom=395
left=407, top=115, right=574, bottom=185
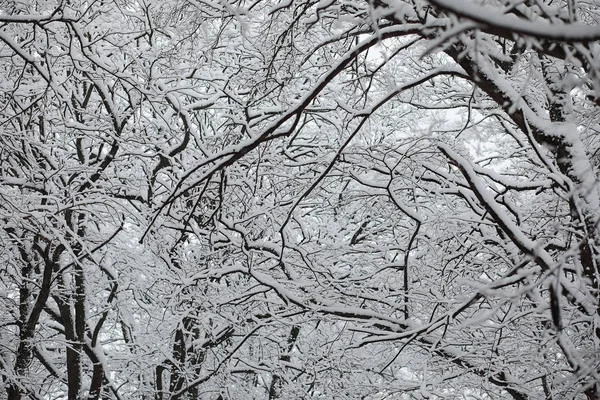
left=1, top=0, right=600, bottom=399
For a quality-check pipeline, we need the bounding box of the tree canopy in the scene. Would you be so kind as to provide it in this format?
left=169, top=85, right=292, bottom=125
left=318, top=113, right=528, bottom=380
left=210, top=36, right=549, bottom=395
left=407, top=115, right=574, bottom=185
left=1, top=0, right=599, bottom=399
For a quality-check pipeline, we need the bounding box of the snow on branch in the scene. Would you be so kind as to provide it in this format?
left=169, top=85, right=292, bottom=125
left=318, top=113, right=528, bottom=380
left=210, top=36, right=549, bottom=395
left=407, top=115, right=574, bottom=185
left=429, top=0, right=600, bottom=41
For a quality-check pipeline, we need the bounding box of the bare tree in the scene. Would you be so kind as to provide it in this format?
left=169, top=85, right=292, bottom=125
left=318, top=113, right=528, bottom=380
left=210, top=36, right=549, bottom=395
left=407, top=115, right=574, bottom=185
left=2, top=0, right=599, bottom=399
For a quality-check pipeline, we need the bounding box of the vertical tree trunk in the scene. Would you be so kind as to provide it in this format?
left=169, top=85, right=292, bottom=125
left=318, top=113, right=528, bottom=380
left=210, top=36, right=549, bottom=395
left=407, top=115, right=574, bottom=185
left=7, top=255, right=33, bottom=400
left=269, top=326, right=300, bottom=400
left=7, top=235, right=58, bottom=400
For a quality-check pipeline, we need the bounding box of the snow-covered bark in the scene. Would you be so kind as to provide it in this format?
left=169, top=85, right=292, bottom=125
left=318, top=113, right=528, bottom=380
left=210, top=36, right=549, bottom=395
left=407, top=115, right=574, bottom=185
left=1, top=0, right=599, bottom=399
